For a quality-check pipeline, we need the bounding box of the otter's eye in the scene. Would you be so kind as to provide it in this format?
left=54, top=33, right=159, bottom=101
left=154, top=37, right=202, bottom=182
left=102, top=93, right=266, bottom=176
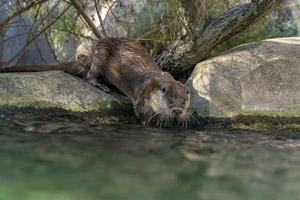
left=186, top=90, right=189, bottom=94
left=162, top=88, right=167, bottom=93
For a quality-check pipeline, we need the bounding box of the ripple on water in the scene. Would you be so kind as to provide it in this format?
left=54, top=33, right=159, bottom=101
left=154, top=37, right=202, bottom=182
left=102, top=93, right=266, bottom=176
left=0, top=120, right=299, bottom=200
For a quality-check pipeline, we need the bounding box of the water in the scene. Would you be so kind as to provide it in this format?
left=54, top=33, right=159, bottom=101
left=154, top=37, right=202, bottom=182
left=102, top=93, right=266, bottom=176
left=0, top=119, right=300, bottom=200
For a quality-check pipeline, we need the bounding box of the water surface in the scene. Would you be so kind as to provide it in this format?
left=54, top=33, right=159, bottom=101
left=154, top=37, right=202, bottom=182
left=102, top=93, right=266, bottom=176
left=0, top=119, right=300, bottom=200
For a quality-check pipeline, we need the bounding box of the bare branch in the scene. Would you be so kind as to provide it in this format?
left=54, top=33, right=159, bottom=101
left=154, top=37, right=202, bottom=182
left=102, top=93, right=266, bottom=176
left=28, top=4, right=71, bottom=43
left=49, top=27, right=96, bottom=41
left=17, top=1, right=48, bottom=64
left=103, top=0, right=117, bottom=22
left=69, top=0, right=105, bottom=39
left=93, top=0, right=107, bottom=36
left=6, top=4, right=72, bottom=65
left=157, top=0, right=285, bottom=79
left=179, top=0, right=209, bottom=32
left=0, top=0, right=47, bottom=30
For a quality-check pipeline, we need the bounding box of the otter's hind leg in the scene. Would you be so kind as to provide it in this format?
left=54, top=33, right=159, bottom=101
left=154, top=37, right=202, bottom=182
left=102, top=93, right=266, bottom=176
left=84, top=55, right=110, bottom=92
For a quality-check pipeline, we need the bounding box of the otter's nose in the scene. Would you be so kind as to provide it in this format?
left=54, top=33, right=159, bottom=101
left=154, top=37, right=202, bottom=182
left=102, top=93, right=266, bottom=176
left=172, top=107, right=183, bottom=115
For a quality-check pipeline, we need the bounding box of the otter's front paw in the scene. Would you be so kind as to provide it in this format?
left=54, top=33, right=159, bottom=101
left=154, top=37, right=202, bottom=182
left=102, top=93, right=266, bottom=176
left=88, top=79, right=111, bottom=93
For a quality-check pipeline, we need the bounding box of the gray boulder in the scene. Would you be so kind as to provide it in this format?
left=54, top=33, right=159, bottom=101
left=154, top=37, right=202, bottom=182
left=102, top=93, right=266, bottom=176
left=0, top=71, right=132, bottom=114
left=186, top=37, right=300, bottom=117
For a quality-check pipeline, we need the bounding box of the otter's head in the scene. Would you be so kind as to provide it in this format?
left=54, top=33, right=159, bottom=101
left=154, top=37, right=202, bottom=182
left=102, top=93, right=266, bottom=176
left=156, top=80, right=190, bottom=116
left=135, top=77, right=190, bottom=127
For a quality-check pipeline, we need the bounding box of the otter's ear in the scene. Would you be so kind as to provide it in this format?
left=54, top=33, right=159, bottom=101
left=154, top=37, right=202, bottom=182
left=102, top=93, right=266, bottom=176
left=150, top=78, right=159, bottom=86
left=149, top=78, right=161, bottom=89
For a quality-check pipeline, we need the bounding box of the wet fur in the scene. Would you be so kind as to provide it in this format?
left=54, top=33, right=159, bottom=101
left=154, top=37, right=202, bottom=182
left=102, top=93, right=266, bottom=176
left=86, top=39, right=190, bottom=124
left=0, top=38, right=190, bottom=126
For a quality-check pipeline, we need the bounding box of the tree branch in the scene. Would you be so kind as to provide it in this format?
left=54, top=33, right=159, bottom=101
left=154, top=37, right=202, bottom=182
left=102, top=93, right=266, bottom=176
left=179, top=0, right=209, bottom=32
left=94, top=0, right=107, bottom=36
left=69, top=0, right=105, bottom=39
left=0, top=0, right=47, bottom=30
left=6, top=4, right=71, bottom=65
left=157, top=0, right=285, bottom=79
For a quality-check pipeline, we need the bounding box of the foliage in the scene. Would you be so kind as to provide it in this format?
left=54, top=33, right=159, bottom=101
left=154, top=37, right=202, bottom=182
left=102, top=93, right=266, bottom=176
left=139, top=0, right=299, bottom=57
left=36, top=1, right=86, bottom=60
left=211, top=0, right=299, bottom=55
left=0, top=0, right=299, bottom=63
left=138, top=0, right=189, bottom=57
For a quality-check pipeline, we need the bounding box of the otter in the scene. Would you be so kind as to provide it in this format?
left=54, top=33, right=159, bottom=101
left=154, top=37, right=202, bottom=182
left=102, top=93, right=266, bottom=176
left=0, top=38, right=190, bottom=126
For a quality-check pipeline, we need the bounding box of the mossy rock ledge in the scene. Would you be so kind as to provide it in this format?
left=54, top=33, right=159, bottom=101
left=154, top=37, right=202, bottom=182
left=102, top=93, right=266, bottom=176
left=187, top=37, right=300, bottom=118
left=0, top=71, right=134, bottom=123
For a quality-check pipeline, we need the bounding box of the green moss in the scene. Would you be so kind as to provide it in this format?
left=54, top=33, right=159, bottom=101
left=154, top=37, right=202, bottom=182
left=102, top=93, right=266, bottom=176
left=0, top=96, right=55, bottom=108
left=241, top=108, right=300, bottom=117
left=65, top=102, right=86, bottom=112
left=0, top=95, right=91, bottom=112
left=233, top=123, right=275, bottom=132
left=97, top=116, right=122, bottom=125
left=0, top=95, right=130, bottom=111
left=211, top=94, right=241, bottom=116
left=0, top=95, right=133, bottom=119
left=232, top=122, right=300, bottom=132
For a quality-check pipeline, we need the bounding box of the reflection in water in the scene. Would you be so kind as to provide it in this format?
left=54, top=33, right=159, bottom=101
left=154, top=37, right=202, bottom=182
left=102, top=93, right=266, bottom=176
left=0, top=120, right=300, bottom=200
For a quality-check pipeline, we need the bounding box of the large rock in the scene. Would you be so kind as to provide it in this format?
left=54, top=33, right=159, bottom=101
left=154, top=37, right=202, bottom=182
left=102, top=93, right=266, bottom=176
left=186, top=37, right=300, bottom=117
left=0, top=71, right=132, bottom=114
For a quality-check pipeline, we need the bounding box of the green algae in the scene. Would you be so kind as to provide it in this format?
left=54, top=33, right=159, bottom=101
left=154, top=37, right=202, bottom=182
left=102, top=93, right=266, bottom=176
left=0, top=95, right=133, bottom=115
left=0, top=95, right=51, bottom=108
left=241, top=108, right=300, bottom=118
left=232, top=122, right=300, bottom=132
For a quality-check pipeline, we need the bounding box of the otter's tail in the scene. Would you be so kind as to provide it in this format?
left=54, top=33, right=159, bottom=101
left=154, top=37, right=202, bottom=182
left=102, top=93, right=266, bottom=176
left=0, top=61, right=89, bottom=77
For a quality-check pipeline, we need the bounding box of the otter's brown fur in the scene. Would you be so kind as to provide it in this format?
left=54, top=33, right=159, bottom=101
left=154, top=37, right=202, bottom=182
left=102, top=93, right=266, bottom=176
left=0, top=38, right=190, bottom=125
left=86, top=38, right=190, bottom=124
